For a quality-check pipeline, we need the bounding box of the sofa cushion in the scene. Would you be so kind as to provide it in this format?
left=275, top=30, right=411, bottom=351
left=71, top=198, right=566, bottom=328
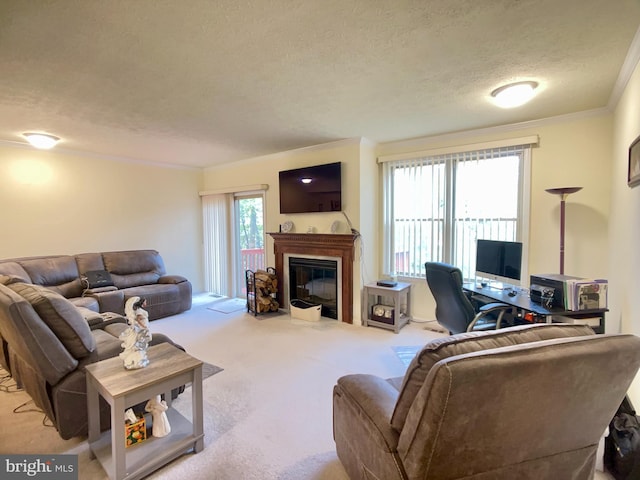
left=390, top=323, right=595, bottom=431
left=0, top=262, right=32, bottom=283
left=8, top=283, right=96, bottom=359
left=19, top=256, right=83, bottom=299
left=74, top=252, right=106, bottom=276
left=102, top=250, right=166, bottom=288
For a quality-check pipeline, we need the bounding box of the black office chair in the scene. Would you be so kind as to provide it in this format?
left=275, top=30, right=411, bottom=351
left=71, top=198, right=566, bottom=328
left=425, top=262, right=513, bottom=335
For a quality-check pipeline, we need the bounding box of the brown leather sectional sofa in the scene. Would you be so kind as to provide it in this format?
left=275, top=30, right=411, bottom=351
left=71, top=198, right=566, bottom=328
left=0, top=249, right=192, bottom=321
left=0, top=249, right=192, bottom=439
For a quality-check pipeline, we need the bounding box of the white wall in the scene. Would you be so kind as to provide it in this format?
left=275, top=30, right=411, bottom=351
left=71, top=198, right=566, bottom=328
left=202, top=138, right=374, bottom=324
left=610, top=59, right=640, bottom=401
left=0, top=144, right=204, bottom=291
left=377, top=114, right=613, bottom=321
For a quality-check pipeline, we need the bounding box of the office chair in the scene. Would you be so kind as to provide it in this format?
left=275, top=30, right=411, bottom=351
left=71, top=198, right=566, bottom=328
left=425, top=261, right=512, bottom=335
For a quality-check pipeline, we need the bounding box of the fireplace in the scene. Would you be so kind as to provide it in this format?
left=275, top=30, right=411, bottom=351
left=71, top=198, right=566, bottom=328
left=288, top=256, right=339, bottom=319
left=269, top=233, right=358, bottom=323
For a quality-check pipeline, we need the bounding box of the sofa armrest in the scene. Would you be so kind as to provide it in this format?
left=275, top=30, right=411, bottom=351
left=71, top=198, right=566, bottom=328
left=84, top=289, right=125, bottom=315
left=158, top=275, right=188, bottom=285
left=334, top=374, right=400, bottom=449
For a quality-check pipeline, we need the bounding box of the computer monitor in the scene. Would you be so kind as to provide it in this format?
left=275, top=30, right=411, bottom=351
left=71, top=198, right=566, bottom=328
left=475, top=239, right=523, bottom=289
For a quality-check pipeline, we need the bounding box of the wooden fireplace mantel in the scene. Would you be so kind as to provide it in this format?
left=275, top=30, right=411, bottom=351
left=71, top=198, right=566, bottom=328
left=269, top=233, right=358, bottom=324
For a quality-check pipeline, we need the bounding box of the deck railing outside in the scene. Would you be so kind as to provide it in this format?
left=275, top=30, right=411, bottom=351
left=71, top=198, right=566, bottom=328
left=242, top=248, right=265, bottom=273
left=393, top=217, right=517, bottom=279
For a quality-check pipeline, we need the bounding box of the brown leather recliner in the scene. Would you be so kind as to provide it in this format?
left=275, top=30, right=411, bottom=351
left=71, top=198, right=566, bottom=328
left=333, top=323, right=640, bottom=480
left=0, top=276, right=185, bottom=440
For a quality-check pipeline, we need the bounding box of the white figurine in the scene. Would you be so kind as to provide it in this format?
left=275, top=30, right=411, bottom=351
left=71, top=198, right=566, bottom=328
left=145, top=395, right=171, bottom=437
left=119, top=296, right=152, bottom=369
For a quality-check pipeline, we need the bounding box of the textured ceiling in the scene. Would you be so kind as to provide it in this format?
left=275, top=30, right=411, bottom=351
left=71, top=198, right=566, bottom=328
left=1, top=0, right=639, bottom=168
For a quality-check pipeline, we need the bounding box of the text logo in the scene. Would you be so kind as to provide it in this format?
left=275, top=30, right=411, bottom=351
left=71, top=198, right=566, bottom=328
left=0, top=455, right=77, bottom=479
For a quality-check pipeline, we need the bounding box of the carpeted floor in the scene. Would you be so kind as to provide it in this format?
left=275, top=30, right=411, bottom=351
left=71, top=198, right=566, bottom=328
left=0, top=297, right=442, bottom=479
left=0, top=297, right=616, bottom=479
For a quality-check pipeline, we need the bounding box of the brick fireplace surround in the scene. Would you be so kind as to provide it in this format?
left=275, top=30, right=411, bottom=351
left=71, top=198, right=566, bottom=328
left=269, top=233, right=358, bottom=324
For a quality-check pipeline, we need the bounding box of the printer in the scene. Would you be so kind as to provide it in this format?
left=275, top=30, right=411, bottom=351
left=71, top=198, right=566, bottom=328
left=529, top=273, right=581, bottom=309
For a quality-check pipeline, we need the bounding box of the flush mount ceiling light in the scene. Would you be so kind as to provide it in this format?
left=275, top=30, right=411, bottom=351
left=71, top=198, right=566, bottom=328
left=300, top=177, right=313, bottom=184
left=22, top=132, right=60, bottom=149
left=490, top=81, right=539, bottom=108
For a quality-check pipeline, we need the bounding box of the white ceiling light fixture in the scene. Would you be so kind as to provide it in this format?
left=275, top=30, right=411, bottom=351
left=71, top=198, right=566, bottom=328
left=301, top=177, right=313, bottom=184
left=490, top=81, right=539, bottom=108
left=22, top=132, right=61, bottom=149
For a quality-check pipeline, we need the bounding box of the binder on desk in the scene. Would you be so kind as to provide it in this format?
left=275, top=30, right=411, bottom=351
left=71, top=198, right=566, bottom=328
left=564, top=278, right=608, bottom=311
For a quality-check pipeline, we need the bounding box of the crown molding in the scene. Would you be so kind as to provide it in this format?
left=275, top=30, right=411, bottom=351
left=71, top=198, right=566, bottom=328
left=377, top=108, right=610, bottom=153
left=0, top=138, right=201, bottom=171
left=608, top=24, right=640, bottom=110
left=206, top=137, right=364, bottom=170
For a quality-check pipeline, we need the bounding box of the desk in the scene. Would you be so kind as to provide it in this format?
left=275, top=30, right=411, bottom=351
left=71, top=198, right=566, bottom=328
left=463, top=283, right=606, bottom=334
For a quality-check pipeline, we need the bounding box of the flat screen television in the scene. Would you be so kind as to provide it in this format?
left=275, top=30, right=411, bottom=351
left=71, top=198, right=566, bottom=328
left=279, top=162, right=342, bottom=214
left=475, top=239, right=523, bottom=288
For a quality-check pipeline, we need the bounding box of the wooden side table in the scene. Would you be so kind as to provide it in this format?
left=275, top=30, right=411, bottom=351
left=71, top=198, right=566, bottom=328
left=86, top=343, right=204, bottom=480
left=362, top=282, right=412, bottom=333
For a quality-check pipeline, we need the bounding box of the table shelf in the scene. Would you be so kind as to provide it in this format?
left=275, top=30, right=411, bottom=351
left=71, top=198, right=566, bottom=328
left=86, top=343, right=204, bottom=480
left=362, top=282, right=412, bottom=333
left=90, top=409, right=203, bottom=480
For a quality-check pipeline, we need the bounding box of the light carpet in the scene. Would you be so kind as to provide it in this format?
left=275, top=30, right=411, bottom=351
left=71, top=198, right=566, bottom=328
left=0, top=298, right=617, bottom=479
left=0, top=298, right=446, bottom=479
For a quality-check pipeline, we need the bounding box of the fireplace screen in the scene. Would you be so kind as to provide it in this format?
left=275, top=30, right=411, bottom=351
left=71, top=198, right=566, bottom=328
left=289, top=257, right=338, bottom=319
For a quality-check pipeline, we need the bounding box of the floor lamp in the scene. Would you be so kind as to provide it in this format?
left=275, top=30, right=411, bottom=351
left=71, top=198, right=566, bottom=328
left=545, top=187, right=582, bottom=274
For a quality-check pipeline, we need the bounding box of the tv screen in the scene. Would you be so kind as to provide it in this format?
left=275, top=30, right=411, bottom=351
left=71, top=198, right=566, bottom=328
left=475, top=239, right=523, bottom=286
left=279, top=162, right=342, bottom=214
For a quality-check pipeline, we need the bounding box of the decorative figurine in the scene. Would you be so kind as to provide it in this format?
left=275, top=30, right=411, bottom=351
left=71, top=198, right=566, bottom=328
left=145, top=395, right=171, bottom=437
left=119, top=296, right=152, bottom=369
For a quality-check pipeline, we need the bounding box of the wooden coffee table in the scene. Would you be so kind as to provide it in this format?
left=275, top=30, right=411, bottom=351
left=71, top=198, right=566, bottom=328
left=86, top=343, right=204, bottom=480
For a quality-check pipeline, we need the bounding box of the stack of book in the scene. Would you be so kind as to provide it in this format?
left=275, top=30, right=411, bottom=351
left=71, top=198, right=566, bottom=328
left=563, top=278, right=608, bottom=311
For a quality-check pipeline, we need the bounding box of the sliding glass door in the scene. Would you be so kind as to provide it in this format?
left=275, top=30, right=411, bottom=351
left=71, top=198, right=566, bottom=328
left=234, top=193, right=265, bottom=297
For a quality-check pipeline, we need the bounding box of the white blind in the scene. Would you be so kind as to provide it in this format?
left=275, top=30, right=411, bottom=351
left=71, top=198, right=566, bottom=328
left=202, top=194, right=231, bottom=296
left=382, top=144, right=530, bottom=281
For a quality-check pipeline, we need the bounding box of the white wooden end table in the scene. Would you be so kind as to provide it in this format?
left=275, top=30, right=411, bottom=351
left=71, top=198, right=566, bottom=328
left=86, top=343, right=204, bottom=480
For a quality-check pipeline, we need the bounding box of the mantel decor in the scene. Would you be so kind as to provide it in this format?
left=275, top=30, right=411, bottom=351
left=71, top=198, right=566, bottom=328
left=628, top=134, right=640, bottom=188
left=269, top=232, right=358, bottom=324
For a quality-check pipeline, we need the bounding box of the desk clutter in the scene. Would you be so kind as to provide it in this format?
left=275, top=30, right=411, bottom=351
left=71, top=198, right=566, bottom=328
left=530, top=274, right=608, bottom=311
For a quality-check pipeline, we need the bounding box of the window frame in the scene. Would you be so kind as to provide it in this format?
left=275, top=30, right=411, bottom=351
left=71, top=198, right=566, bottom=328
left=380, top=142, right=532, bottom=284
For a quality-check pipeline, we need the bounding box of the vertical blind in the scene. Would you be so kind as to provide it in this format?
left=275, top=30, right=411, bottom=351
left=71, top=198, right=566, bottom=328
left=382, top=144, right=530, bottom=281
left=202, top=193, right=231, bottom=296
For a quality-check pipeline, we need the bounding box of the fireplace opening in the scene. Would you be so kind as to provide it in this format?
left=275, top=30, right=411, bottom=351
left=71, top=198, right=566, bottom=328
left=289, top=257, right=338, bottom=319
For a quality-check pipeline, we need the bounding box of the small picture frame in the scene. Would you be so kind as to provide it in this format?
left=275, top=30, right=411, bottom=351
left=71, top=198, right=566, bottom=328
left=628, top=134, right=640, bottom=188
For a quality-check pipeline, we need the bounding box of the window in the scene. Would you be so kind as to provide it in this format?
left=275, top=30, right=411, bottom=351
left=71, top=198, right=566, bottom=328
left=381, top=143, right=532, bottom=282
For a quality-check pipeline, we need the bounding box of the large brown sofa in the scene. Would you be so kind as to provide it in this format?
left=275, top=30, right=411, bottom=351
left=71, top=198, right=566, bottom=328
left=0, top=275, right=185, bottom=440
left=0, top=249, right=192, bottom=321
left=333, top=323, right=640, bottom=480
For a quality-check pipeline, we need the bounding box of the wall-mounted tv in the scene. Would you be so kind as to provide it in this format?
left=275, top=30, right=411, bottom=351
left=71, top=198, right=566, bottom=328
left=279, top=162, right=342, bottom=214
